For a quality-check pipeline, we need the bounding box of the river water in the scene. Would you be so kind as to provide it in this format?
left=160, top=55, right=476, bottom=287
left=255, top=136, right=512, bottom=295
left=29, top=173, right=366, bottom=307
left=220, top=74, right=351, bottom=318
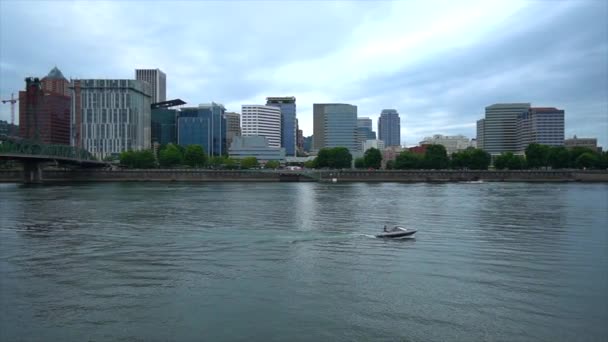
left=1, top=182, right=607, bottom=341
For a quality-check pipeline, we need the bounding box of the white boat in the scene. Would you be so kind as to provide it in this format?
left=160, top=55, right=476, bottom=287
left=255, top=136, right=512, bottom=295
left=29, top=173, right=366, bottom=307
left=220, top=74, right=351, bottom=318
left=375, top=226, right=417, bottom=239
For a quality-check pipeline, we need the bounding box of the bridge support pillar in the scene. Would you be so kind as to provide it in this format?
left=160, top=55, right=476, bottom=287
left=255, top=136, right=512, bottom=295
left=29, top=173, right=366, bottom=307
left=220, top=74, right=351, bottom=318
left=23, top=160, right=43, bottom=184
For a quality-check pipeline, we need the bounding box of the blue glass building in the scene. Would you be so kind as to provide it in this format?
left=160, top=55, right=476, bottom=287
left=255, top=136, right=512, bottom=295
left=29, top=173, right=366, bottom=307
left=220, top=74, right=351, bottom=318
left=266, top=97, right=296, bottom=156
left=378, top=109, right=401, bottom=147
left=313, top=103, right=358, bottom=152
left=151, top=108, right=177, bottom=145
left=177, top=103, right=226, bottom=156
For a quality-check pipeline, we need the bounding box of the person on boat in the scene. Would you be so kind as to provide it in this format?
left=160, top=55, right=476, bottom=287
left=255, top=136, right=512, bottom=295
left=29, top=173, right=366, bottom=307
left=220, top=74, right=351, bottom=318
left=383, top=225, right=388, bottom=232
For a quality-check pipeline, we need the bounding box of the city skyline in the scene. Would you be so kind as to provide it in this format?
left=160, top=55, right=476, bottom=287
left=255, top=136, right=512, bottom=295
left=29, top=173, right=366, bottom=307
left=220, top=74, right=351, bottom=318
left=0, top=1, right=606, bottom=147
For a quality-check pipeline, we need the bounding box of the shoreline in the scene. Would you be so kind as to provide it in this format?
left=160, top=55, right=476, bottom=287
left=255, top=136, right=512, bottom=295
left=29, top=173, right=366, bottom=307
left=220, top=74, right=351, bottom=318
left=1, top=169, right=608, bottom=183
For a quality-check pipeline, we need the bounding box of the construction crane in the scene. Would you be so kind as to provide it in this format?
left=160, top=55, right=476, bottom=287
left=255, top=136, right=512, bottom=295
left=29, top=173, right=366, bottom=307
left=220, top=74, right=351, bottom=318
left=1, top=93, right=18, bottom=136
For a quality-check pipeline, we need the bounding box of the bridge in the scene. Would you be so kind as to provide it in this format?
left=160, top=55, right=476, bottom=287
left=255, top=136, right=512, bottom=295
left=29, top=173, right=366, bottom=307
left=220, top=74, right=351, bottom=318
left=0, top=136, right=107, bottom=183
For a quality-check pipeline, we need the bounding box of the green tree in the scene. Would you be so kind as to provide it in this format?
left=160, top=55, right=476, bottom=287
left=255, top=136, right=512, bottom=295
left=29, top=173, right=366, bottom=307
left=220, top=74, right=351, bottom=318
left=547, top=146, right=570, bottom=169
left=385, top=160, right=395, bottom=170
left=494, top=152, right=525, bottom=170
left=576, top=152, right=599, bottom=169
left=493, top=152, right=511, bottom=170
left=600, top=152, right=608, bottom=169
left=469, top=148, right=491, bottom=170
left=184, top=145, right=207, bottom=168
left=506, top=154, right=526, bottom=170
left=208, top=155, right=225, bottom=169
left=303, top=159, right=317, bottom=169
left=394, top=151, right=423, bottom=169
left=159, top=144, right=183, bottom=168
left=265, top=160, right=280, bottom=169
left=450, top=150, right=470, bottom=169
left=316, top=147, right=352, bottom=169
left=240, top=156, right=259, bottom=169
left=119, top=150, right=137, bottom=168
left=363, top=147, right=382, bottom=169
left=354, top=157, right=365, bottom=169
left=315, top=148, right=333, bottom=168
left=525, top=143, right=550, bottom=168
left=569, top=147, right=596, bottom=167
left=333, top=147, right=352, bottom=169
left=224, top=157, right=239, bottom=169
left=423, top=144, right=449, bottom=169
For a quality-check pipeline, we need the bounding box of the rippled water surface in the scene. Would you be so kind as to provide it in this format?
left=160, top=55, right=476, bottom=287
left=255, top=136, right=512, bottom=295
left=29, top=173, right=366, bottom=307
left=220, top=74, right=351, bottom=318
left=1, top=182, right=607, bottom=341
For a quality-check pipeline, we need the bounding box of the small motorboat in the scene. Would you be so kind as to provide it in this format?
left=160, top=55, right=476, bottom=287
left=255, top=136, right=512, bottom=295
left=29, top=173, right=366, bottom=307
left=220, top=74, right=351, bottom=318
left=376, top=226, right=417, bottom=239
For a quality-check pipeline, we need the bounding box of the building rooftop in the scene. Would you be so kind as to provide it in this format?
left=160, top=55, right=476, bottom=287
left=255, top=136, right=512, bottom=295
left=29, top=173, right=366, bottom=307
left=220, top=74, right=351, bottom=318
left=43, top=66, right=66, bottom=80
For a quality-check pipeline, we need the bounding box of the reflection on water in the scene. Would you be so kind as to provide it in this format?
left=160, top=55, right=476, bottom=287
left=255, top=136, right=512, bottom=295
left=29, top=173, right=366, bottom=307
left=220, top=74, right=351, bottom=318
left=0, top=182, right=607, bottom=341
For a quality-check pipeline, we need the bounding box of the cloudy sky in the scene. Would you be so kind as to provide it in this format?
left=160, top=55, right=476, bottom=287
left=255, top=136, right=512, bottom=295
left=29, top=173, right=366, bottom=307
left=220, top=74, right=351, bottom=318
left=1, top=0, right=607, bottom=147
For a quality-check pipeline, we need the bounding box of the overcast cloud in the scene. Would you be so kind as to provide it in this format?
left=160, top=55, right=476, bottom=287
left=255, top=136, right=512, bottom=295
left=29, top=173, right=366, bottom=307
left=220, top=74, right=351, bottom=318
left=1, top=0, right=606, bottom=146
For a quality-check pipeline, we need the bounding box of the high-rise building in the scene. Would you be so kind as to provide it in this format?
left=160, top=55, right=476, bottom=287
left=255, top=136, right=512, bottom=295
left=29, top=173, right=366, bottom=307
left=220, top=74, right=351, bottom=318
left=41, top=66, right=70, bottom=97
left=516, top=107, right=565, bottom=151
left=479, top=103, right=530, bottom=155
left=266, top=96, right=296, bottom=156
left=19, top=77, right=70, bottom=145
left=70, top=79, right=151, bottom=158
left=135, top=69, right=166, bottom=104
left=241, top=105, right=281, bottom=148
left=313, top=103, right=357, bottom=152
left=178, top=103, right=226, bottom=156
left=356, top=117, right=377, bottom=151
left=225, top=112, right=241, bottom=149
left=378, top=109, right=401, bottom=147
left=419, top=134, right=475, bottom=155
left=151, top=99, right=185, bottom=146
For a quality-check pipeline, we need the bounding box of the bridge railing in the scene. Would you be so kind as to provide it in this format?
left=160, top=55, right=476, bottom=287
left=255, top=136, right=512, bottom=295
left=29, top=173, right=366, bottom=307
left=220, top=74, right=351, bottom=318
left=0, top=138, right=98, bottom=162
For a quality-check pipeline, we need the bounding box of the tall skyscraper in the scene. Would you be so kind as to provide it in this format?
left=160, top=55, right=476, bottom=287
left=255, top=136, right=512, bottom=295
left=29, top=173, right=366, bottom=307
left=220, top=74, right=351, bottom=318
left=266, top=96, right=296, bottom=156
left=479, top=103, right=530, bottom=155
left=516, top=107, right=565, bottom=151
left=19, top=75, right=70, bottom=145
left=70, top=79, right=151, bottom=158
left=225, top=112, right=241, bottom=148
left=41, top=66, right=70, bottom=96
left=378, top=109, right=401, bottom=147
left=135, top=69, right=166, bottom=104
left=313, top=103, right=358, bottom=152
left=178, top=103, right=226, bottom=156
left=241, top=105, right=281, bottom=148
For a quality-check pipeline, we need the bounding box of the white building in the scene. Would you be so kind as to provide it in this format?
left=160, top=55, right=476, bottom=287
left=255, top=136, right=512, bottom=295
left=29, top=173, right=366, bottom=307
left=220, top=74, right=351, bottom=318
left=420, top=134, right=475, bottom=155
left=363, top=139, right=385, bottom=152
left=477, top=103, right=530, bottom=155
left=70, top=79, right=151, bottom=159
left=229, top=136, right=285, bottom=161
left=241, top=105, right=281, bottom=148
left=135, top=69, right=166, bottom=104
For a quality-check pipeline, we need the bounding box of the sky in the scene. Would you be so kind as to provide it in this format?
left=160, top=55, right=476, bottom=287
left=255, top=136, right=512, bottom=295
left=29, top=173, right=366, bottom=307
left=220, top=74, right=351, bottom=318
left=0, top=0, right=607, bottom=147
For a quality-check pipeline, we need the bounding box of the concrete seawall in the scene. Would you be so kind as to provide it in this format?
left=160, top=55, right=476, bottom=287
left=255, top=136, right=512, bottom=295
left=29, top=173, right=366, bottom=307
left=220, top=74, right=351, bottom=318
left=1, top=169, right=608, bottom=183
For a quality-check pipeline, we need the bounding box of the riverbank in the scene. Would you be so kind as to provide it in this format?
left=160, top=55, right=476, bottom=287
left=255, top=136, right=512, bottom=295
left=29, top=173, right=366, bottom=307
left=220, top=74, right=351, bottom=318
left=1, top=169, right=608, bottom=183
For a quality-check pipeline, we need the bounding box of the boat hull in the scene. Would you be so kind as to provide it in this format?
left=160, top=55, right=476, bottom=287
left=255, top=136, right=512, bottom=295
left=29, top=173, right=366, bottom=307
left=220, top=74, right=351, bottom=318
left=375, top=229, right=417, bottom=239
